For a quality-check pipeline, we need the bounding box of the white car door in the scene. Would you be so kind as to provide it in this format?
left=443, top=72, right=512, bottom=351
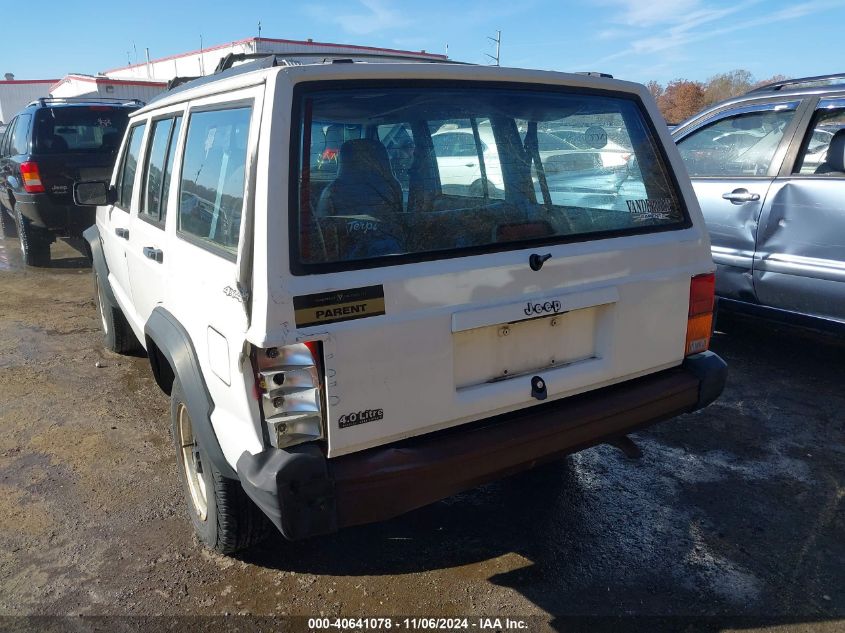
left=125, top=111, right=185, bottom=331
left=432, top=131, right=483, bottom=192
left=99, top=120, right=147, bottom=312
left=164, top=87, right=265, bottom=465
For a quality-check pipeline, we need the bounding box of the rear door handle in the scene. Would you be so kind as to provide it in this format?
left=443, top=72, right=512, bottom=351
left=114, top=227, right=129, bottom=240
left=722, top=188, right=761, bottom=204
left=464, top=163, right=476, bottom=167
left=142, top=246, right=163, bottom=263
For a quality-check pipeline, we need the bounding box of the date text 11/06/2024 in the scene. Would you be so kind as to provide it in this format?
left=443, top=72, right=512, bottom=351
left=307, top=617, right=530, bottom=630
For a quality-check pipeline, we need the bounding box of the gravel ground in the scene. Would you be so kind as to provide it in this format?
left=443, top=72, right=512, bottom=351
left=0, top=237, right=842, bottom=632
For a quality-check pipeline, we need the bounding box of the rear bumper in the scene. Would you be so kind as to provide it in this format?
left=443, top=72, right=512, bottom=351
left=237, top=351, right=727, bottom=540
left=16, top=193, right=94, bottom=236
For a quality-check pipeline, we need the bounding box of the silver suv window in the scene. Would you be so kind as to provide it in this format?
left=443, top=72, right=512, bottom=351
left=677, top=103, right=798, bottom=177
left=794, top=102, right=845, bottom=175
left=293, top=83, right=687, bottom=272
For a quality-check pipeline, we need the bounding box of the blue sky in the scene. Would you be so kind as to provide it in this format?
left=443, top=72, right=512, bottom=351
left=4, top=0, right=844, bottom=84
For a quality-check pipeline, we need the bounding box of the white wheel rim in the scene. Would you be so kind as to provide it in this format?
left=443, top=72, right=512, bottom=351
left=177, top=403, right=208, bottom=521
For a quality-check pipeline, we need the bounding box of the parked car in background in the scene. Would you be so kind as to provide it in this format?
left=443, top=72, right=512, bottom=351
left=80, top=55, right=724, bottom=554
left=0, top=97, right=142, bottom=265
left=547, top=127, right=632, bottom=167
left=673, top=73, right=845, bottom=332
left=429, top=122, right=634, bottom=210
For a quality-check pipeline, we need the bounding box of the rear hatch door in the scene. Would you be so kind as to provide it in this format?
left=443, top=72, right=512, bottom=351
left=259, top=78, right=712, bottom=458
left=32, top=105, right=133, bottom=202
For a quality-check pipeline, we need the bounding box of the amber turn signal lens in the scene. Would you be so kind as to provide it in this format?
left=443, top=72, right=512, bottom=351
left=685, top=313, right=713, bottom=355
left=685, top=273, right=716, bottom=356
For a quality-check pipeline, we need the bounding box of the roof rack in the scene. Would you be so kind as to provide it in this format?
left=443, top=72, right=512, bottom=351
left=166, top=76, right=200, bottom=91
left=153, top=50, right=471, bottom=101
left=214, top=50, right=468, bottom=74
left=576, top=71, right=613, bottom=78
left=747, top=73, right=845, bottom=93
left=30, top=96, right=145, bottom=107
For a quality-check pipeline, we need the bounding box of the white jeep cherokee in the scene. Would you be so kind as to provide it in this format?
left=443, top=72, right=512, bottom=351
left=77, top=56, right=726, bottom=553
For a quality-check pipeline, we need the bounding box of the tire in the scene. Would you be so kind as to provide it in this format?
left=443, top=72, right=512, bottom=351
left=93, top=269, right=141, bottom=354
left=171, top=378, right=271, bottom=554
left=14, top=207, right=51, bottom=267
left=0, top=206, right=17, bottom=238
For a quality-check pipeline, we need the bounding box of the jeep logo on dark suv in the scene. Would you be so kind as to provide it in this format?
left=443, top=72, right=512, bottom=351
left=523, top=300, right=563, bottom=316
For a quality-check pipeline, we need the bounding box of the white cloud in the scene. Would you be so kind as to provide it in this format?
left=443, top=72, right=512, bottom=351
left=307, top=0, right=411, bottom=36
left=599, top=0, right=703, bottom=27
left=583, top=0, right=838, bottom=71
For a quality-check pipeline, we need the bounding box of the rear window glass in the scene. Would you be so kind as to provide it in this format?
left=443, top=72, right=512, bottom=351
left=34, top=107, right=132, bottom=154
left=294, top=83, right=687, bottom=272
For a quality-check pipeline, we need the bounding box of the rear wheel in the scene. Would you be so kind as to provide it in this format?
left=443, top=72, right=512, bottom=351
left=0, top=206, right=17, bottom=238
left=171, top=378, right=271, bottom=554
left=14, top=207, right=51, bottom=267
left=93, top=269, right=140, bottom=354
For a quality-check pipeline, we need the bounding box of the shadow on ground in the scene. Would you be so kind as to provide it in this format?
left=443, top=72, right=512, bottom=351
left=238, top=316, right=844, bottom=622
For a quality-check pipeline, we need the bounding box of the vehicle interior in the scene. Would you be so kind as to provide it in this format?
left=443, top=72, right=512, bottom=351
left=295, top=87, right=685, bottom=267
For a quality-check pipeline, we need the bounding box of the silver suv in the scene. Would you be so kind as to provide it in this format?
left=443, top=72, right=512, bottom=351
left=672, top=73, right=845, bottom=333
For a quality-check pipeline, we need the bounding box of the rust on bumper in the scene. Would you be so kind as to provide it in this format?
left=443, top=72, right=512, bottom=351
left=330, top=366, right=700, bottom=529
left=237, top=352, right=726, bottom=540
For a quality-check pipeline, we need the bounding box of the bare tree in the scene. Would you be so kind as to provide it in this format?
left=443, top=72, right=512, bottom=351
left=647, top=70, right=793, bottom=123
left=703, top=69, right=754, bottom=104
left=645, top=80, right=664, bottom=101
left=752, top=74, right=790, bottom=90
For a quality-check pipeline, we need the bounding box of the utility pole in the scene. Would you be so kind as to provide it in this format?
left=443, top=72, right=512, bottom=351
left=485, top=30, right=501, bottom=66
left=257, top=20, right=262, bottom=51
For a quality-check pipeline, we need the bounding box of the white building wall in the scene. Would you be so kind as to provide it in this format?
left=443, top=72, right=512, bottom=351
left=50, top=77, right=166, bottom=104
left=0, top=81, right=57, bottom=123
left=103, top=38, right=445, bottom=82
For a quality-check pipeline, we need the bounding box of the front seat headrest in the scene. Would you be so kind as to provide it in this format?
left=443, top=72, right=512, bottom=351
left=822, top=128, right=845, bottom=173
left=337, top=139, right=394, bottom=179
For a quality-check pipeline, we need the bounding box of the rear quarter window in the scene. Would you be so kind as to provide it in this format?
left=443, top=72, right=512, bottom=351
left=292, top=81, right=689, bottom=274
left=177, top=106, right=252, bottom=256
left=10, top=114, right=31, bottom=155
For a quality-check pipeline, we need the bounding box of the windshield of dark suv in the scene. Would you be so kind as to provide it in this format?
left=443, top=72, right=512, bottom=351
left=33, top=106, right=132, bottom=154
left=293, top=83, right=688, bottom=273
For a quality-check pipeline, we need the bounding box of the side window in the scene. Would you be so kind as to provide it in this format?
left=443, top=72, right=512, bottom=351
left=140, top=116, right=182, bottom=223
left=10, top=114, right=31, bottom=155
left=377, top=123, right=415, bottom=190
left=430, top=120, right=501, bottom=198
left=432, top=132, right=479, bottom=157
left=159, top=118, right=182, bottom=223
left=1, top=118, right=16, bottom=156
left=794, top=105, right=845, bottom=175
left=117, top=123, right=147, bottom=210
left=677, top=104, right=798, bottom=177
left=178, top=106, right=252, bottom=254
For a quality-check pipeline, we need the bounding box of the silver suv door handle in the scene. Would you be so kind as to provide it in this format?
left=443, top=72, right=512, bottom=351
left=114, top=227, right=129, bottom=240
left=142, top=246, right=163, bottom=263
left=722, top=188, right=760, bottom=204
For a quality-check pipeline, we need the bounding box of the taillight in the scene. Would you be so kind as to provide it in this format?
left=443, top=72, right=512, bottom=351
left=685, top=272, right=716, bottom=356
left=20, top=162, right=45, bottom=193
left=253, top=342, right=325, bottom=449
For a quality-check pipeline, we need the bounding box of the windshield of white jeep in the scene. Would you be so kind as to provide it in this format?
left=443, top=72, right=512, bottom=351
left=294, top=84, right=687, bottom=272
